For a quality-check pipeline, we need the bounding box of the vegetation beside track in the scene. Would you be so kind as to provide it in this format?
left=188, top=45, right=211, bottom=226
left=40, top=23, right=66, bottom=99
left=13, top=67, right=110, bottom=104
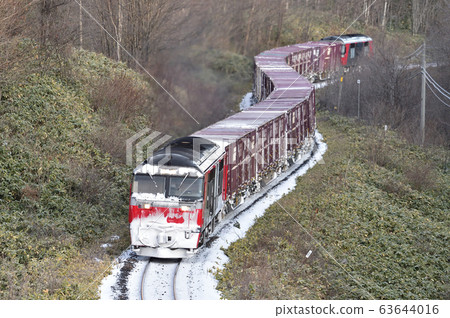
left=216, top=112, right=449, bottom=299
left=0, top=40, right=252, bottom=299
left=1, top=0, right=447, bottom=300
left=0, top=43, right=146, bottom=299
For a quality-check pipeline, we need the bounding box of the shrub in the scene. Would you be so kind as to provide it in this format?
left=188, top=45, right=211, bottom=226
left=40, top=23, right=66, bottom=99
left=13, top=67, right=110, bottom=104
left=91, top=75, right=147, bottom=123
left=404, top=164, right=436, bottom=191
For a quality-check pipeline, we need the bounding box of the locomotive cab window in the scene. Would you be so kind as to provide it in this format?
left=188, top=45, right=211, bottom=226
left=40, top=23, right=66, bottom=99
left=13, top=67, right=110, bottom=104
left=341, top=45, right=346, bottom=58
left=218, top=160, right=224, bottom=196
left=168, top=176, right=204, bottom=200
left=364, top=42, right=369, bottom=56
left=133, top=174, right=165, bottom=195
left=356, top=42, right=364, bottom=57
left=349, top=43, right=356, bottom=59
left=206, top=168, right=216, bottom=211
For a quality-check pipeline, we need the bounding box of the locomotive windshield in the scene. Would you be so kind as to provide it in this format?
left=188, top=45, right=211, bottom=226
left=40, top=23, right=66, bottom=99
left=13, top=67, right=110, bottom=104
left=132, top=174, right=203, bottom=200
left=132, top=174, right=166, bottom=195
left=169, top=176, right=203, bottom=200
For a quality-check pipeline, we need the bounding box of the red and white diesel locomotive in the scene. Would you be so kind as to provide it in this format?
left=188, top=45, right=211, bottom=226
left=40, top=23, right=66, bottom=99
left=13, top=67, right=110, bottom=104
left=129, top=34, right=372, bottom=258
left=320, top=34, right=373, bottom=67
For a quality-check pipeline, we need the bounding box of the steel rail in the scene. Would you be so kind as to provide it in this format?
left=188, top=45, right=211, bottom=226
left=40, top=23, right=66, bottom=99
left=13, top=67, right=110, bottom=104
left=140, top=258, right=181, bottom=300
left=172, top=260, right=181, bottom=300
left=140, top=258, right=152, bottom=300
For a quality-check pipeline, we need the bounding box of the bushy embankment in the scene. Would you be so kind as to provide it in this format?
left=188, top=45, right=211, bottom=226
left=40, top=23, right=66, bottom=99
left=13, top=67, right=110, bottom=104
left=0, top=40, right=255, bottom=299
left=0, top=43, right=153, bottom=299
left=216, top=112, right=449, bottom=299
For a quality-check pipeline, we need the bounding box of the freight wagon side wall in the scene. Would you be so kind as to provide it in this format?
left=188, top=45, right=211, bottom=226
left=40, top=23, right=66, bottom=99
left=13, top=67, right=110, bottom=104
left=224, top=41, right=339, bottom=199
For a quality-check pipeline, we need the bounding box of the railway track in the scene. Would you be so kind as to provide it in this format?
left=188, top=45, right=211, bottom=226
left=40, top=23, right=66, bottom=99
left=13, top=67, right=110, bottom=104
left=141, top=136, right=320, bottom=300
left=99, top=132, right=326, bottom=300
left=140, top=258, right=181, bottom=300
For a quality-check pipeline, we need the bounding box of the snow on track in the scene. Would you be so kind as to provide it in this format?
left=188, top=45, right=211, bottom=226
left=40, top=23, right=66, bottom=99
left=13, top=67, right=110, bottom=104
left=141, top=259, right=180, bottom=300
left=99, top=249, right=148, bottom=300
left=100, top=132, right=326, bottom=300
left=175, top=132, right=327, bottom=299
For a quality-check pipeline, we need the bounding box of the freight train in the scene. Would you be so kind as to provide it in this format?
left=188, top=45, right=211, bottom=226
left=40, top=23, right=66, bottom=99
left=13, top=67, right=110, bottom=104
left=129, top=34, right=373, bottom=258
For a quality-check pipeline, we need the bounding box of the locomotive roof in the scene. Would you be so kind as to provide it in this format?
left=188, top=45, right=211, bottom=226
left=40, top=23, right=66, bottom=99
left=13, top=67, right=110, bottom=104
left=137, top=136, right=220, bottom=172
left=320, top=34, right=372, bottom=44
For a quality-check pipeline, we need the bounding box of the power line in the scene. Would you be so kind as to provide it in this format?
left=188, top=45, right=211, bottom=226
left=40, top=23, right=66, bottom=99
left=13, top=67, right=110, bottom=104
left=402, top=44, right=424, bottom=60
left=426, top=81, right=450, bottom=108
left=423, top=68, right=450, bottom=95
left=422, top=68, right=450, bottom=97
left=73, top=0, right=200, bottom=125
left=406, top=70, right=422, bottom=80
left=423, top=72, right=450, bottom=100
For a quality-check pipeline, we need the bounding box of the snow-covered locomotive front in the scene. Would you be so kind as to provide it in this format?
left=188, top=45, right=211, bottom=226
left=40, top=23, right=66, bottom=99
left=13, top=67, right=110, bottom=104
left=129, top=137, right=222, bottom=258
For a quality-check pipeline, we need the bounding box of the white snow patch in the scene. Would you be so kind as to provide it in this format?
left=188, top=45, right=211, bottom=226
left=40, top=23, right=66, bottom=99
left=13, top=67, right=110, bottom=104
left=99, top=249, right=133, bottom=300
left=99, top=248, right=151, bottom=300
left=239, top=92, right=254, bottom=110
left=123, top=257, right=149, bottom=300
left=132, top=192, right=166, bottom=201
left=141, top=260, right=180, bottom=300
left=313, top=81, right=329, bottom=90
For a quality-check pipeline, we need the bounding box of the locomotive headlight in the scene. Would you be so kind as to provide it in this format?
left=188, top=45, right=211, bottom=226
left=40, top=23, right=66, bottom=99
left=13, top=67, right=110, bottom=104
left=180, top=205, right=191, bottom=212
left=143, top=203, right=151, bottom=209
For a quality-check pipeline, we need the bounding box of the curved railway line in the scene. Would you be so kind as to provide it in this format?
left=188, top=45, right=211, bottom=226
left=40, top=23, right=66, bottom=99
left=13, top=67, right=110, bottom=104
left=140, top=258, right=181, bottom=300
left=100, top=129, right=327, bottom=300
left=129, top=35, right=373, bottom=260
left=104, top=34, right=369, bottom=300
left=134, top=97, right=324, bottom=300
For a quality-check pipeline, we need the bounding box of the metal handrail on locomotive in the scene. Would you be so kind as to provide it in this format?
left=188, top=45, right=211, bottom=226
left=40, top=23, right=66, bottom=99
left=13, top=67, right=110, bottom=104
left=129, top=34, right=373, bottom=258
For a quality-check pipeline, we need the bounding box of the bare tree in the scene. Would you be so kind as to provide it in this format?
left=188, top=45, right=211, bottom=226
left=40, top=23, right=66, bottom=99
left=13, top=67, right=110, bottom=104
left=243, top=0, right=255, bottom=55
left=0, top=1, right=39, bottom=87
left=412, top=0, right=443, bottom=35
left=105, top=0, right=123, bottom=61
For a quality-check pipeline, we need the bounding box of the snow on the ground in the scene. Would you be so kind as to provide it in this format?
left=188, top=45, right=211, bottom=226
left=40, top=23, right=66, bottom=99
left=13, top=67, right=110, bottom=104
left=175, top=132, right=327, bottom=299
left=142, top=260, right=179, bottom=300
left=239, top=92, right=254, bottom=110
left=99, top=247, right=150, bottom=300
left=123, top=256, right=149, bottom=300
left=100, top=132, right=327, bottom=300
left=99, top=248, right=133, bottom=300
left=313, top=81, right=329, bottom=90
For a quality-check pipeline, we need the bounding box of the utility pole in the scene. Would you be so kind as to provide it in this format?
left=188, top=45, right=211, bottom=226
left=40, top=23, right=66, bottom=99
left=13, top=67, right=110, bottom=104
left=420, top=41, right=426, bottom=146
left=117, top=0, right=123, bottom=62
left=79, top=0, right=83, bottom=48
